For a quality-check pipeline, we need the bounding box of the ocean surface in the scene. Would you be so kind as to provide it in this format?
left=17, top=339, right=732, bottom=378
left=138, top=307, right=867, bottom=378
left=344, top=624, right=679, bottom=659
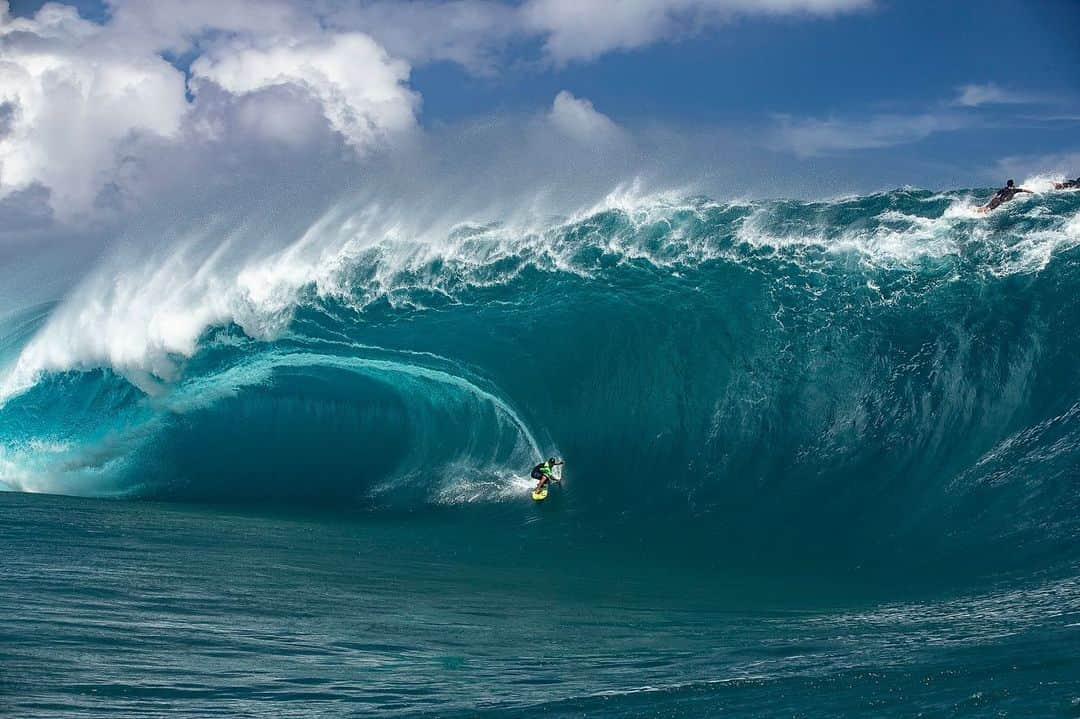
left=2, top=186, right=1080, bottom=716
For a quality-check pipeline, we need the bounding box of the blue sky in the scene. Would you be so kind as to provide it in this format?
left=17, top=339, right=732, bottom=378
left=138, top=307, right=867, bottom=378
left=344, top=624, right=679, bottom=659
left=14, top=1, right=1079, bottom=125
left=401, top=0, right=1080, bottom=187
left=12, top=1, right=1080, bottom=114
left=2, top=0, right=1079, bottom=225
left=414, top=2, right=1080, bottom=120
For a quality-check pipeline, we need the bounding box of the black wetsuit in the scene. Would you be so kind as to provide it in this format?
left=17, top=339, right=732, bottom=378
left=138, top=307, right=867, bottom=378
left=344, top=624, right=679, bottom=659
left=985, top=186, right=1025, bottom=211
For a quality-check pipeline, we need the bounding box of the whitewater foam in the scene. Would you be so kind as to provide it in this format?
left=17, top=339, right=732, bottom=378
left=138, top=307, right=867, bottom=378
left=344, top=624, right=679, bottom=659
left=6, top=190, right=1080, bottom=407
left=11, top=192, right=1080, bottom=396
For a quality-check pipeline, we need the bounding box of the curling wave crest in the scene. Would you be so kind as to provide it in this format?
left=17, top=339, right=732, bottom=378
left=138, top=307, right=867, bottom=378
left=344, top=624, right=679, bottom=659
left=2, top=186, right=1079, bottom=569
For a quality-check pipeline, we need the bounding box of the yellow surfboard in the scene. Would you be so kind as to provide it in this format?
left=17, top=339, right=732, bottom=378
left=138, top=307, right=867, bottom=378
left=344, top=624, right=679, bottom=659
left=531, top=486, right=549, bottom=501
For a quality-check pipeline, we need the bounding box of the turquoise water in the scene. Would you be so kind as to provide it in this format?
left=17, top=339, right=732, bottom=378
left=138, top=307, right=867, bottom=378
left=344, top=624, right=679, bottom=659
left=2, top=188, right=1080, bottom=715
left=3, top=493, right=1078, bottom=717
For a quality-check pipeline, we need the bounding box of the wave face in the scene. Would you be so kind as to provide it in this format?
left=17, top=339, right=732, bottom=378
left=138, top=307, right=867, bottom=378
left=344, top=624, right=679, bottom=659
left=3, top=188, right=1080, bottom=571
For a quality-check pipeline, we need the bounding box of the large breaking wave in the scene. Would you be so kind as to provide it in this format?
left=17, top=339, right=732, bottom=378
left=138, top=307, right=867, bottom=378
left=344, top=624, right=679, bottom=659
left=3, top=185, right=1080, bottom=570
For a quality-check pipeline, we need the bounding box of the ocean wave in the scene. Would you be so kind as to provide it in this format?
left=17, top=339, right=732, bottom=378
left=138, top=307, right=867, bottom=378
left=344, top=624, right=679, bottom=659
left=2, top=187, right=1080, bottom=569
left=4, top=189, right=1078, bottom=406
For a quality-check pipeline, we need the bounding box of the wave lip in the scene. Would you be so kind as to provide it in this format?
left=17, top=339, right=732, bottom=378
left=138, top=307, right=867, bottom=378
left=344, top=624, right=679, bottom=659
left=3, top=188, right=1079, bottom=408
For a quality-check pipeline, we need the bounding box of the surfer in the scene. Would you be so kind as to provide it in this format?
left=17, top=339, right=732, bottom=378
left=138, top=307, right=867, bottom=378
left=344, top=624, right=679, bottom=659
left=1054, top=177, right=1080, bottom=190
left=978, top=179, right=1032, bottom=213
left=531, top=457, right=564, bottom=494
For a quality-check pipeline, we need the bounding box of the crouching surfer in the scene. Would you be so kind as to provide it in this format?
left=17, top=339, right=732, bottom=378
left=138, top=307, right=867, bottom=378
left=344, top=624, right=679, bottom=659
left=978, top=179, right=1032, bottom=213
left=531, top=457, right=564, bottom=494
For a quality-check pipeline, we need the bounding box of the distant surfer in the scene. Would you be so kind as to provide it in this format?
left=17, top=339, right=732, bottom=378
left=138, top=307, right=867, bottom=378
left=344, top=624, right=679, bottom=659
left=1054, top=177, right=1080, bottom=190
left=531, top=457, right=564, bottom=494
left=978, top=179, right=1032, bottom=213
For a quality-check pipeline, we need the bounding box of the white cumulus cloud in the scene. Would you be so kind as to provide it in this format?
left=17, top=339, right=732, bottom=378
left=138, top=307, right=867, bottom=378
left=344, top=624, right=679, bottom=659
left=105, top=0, right=313, bottom=53
left=548, top=90, right=622, bottom=143
left=521, top=0, right=872, bottom=64
left=0, top=0, right=876, bottom=221
left=0, top=2, right=421, bottom=218
left=318, top=0, right=519, bottom=75
left=0, top=3, right=189, bottom=215
left=190, top=33, right=419, bottom=152
left=302, top=0, right=871, bottom=72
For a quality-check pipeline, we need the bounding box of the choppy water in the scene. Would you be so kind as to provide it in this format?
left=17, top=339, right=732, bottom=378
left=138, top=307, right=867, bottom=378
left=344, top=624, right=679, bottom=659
left=2, top=493, right=1078, bottom=717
